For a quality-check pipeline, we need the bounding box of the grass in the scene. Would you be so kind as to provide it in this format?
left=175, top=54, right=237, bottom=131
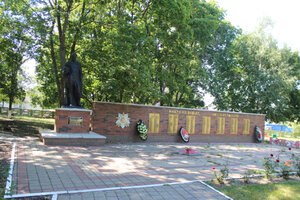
left=207, top=159, right=221, bottom=165
left=250, top=169, right=265, bottom=175
left=218, top=180, right=300, bottom=200
left=0, top=115, right=54, bottom=138
left=265, top=129, right=300, bottom=141
left=210, top=152, right=223, bottom=157
left=0, top=114, right=54, bottom=124
left=265, top=135, right=300, bottom=142
left=276, top=137, right=299, bottom=142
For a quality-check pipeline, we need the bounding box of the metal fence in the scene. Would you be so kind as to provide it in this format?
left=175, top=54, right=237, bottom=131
left=0, top=107, right=55, bottom=118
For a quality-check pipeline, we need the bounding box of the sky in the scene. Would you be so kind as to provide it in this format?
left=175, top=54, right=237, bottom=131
left=215, top=0, right=300, bottom=52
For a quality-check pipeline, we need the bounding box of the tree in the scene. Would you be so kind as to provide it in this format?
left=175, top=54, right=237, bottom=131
left=35, top=0, right=98, bottom=107
left=205, top=18, right=298, bottom=122
left=200, top=19, right=241, bottom=109
left=80, top=0, right=226, bottom=108
left=0, top=5, right=30, bottom=117
left=3, top=0, right=245, bottom=111
left=2, top=0, right=101, bottom=108
left=287, top=51, right=300, bottom=121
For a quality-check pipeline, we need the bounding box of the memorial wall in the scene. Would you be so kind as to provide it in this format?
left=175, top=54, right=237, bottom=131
left=92, top=102, right=265, bottom=143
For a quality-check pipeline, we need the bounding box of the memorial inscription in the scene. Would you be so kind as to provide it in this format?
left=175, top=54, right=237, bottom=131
left=68, top=116, right=83, bottom=126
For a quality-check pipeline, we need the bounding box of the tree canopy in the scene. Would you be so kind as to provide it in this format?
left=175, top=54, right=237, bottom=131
left=0, top=1, right=299, bottom=122
left=0, top=1, right=31, bottom=116
left=204, top=19, right=299, bottom=122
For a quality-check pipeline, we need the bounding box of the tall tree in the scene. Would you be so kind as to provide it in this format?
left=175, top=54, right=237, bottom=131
left=4, top=0, right=99, bottom=107
left=81, top=0, right=226, bottom=108
left=3, top=0, right=244, bottom=111
left=36, top=0, right=97, bottom=107
left=0, top=4, right=30, bottom=117
left=205, top=19, right=298, bottom=122
left=287, top=51, right=300, bottom=121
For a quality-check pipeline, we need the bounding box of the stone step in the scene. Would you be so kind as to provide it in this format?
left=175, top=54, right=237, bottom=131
left=39, top=130, right=106, bottom=146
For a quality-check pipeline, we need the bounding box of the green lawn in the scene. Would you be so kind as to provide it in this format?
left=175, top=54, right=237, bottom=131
left=265, top=129, right=300, bottom=141
left=0, top=115, right=54, bottom=137
left=219, top=180, right=300, bottom=200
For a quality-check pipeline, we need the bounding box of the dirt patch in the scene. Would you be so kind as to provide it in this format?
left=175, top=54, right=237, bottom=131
left=0, top=141, right=12, bottom=198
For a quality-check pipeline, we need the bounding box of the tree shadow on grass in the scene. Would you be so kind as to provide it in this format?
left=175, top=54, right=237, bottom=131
left=0, top=117, right=53, bottom=138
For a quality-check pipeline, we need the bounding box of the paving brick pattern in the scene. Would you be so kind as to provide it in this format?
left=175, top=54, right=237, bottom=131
left=57, top=182, right=228, bottom=200
left=1, top=133, right=299, bottom=200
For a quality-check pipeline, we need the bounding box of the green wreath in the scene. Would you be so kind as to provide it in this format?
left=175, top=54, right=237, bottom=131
left=137, top=120, right=148, bottom=141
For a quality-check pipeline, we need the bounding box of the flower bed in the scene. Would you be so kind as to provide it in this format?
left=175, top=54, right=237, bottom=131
left=269, top=137, right=300, bottom=148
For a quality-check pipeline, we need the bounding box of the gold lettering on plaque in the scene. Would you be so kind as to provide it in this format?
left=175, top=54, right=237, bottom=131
left=230, top=118, right=238, bottom=134
left=186, top=115, right=195, bottom=134
left=217, top=117, right=225, bottom=134
left=168, top=114, right=178, bottom=134
left=149, top=113, right=160, bottom=133
left=202, top=116, right=211, bottom=134
left=243, top=119, right=250, bottom=134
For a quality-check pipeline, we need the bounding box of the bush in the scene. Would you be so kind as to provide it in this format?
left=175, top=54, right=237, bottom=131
left=212, top=164, right=229, bottom=184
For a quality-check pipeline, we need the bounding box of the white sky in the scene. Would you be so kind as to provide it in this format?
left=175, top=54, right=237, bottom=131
left=216, top=0, right=300, bottom=52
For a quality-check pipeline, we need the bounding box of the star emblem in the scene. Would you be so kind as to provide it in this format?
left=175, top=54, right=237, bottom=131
left=116, top=113, right=130, bottom=128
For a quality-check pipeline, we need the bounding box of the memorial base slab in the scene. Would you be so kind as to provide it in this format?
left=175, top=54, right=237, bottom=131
left=40, top=130, right=106, bottom=146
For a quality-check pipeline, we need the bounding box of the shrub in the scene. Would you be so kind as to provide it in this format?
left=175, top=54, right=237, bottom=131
left=291, top=153, right=300, bottom=177
left=279, top=160, right=293, bottom=180
left=262, top=154, right=279, bottom=179
left=212, top=164, right=229, bottom=184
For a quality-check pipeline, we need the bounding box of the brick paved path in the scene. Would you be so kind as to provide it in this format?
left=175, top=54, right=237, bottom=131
left=56, top=181, right=228, bottom=200
left=1, top=133, right=299, bottom=200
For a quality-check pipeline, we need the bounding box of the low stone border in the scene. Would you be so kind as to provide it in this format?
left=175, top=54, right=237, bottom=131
left=269, top=137, right=300, bottom=148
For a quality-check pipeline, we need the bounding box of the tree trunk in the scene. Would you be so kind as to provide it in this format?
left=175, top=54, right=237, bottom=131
left=119, top=90, right=123, bottom=102
left=50, top=20, right=62, bottom=107
left=59, top=44, right=66, bottom=107
left=70, top=0, right=86, bottom=55
left=55, top=1, right=74, bottom=107
left=8, top=64, right=17, bottom=118
left=8, top=97, right=13, bottom=119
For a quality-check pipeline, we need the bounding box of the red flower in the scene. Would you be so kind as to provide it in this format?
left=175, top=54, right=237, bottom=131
left=289, top=148, right=291, bottom=150
left=270, top=154, right=274, bottom=157
left=276, top=159, right=280, bottom=163
left=212, top=167, right=215, bottom=170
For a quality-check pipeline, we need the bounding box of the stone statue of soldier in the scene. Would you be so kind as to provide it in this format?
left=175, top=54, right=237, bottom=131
left=63, top=53, right=82, bottom=108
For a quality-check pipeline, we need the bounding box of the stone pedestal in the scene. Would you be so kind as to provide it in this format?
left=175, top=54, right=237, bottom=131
left=40, top=108, right=106, bottom=146
left=54, top=108, right=92, bottom=133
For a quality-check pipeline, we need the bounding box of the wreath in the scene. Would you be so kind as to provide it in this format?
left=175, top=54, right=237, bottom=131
left=136, top=120, right=148, bottom=141
left=255, top=126, right=263, bottom=143
left=179, top=127, right=190, bottom=143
